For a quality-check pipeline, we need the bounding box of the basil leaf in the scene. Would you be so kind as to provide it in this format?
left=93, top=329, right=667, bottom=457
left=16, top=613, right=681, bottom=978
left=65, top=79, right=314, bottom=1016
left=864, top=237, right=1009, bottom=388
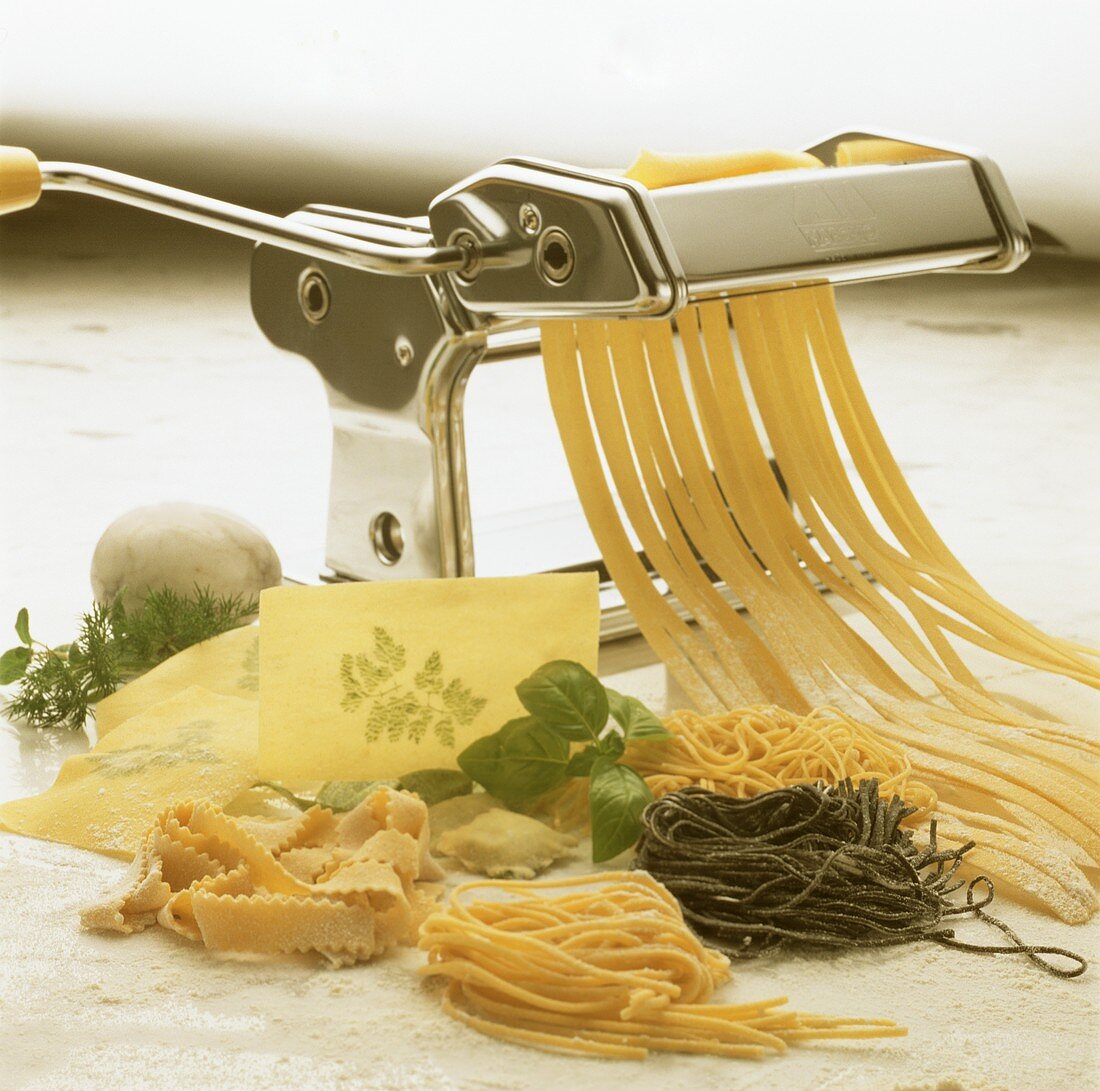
left=565, top=744, right=601, bottom=778
left=606, top=688, right=672, bottom=741
left=316, top=779, right=398, bottom=812
left=495, top=718, right=570, bottom=803
left=597, top=729, right=625, bottom=759
left=458, top=727, right=509, bottom=795
left=0, top=646, right=32, bottom=685
left=589, top=757, right=653, bottom=863
left=459, top=717, right=570, bottom=806
left=398, top=768, right=473, bottom=807
left=516, top=660, right=608, bottom=742
left=15, top=608, right=31, bottom=647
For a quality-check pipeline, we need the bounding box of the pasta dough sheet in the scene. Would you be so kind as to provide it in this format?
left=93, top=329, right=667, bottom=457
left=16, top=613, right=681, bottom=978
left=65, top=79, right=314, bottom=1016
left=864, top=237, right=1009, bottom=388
left=95, top=625, right=259, bottom=735
left=258, top=574, right=599, bottom=781
left=0, top=686, right=257, bottom=857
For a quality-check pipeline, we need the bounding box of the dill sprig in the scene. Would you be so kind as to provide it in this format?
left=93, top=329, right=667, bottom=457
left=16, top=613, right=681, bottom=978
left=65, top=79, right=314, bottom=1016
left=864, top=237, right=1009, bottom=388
left=0, top=588, right=258, bottom=731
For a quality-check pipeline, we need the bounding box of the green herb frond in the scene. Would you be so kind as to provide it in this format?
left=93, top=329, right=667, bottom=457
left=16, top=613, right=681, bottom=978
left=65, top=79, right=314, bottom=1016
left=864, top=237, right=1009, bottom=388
left=3, top=587, right=259, bottom=731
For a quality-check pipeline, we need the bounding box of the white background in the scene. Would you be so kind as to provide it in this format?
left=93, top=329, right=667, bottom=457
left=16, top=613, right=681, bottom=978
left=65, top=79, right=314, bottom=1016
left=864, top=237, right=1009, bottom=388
left=1, top=0, right=1099, bottom=253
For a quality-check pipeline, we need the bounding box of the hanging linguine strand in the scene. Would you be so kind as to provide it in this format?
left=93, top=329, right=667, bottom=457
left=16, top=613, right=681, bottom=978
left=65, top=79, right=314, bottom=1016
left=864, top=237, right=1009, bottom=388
left=538, top=148, right=1100, bottom=922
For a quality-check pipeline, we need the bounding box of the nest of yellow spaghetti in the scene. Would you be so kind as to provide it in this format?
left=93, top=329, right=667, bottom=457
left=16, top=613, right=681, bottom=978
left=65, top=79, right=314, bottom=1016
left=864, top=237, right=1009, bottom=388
left=419, top=871, right=904, bottom=1060
left=627, top=704, right=936, bottom=816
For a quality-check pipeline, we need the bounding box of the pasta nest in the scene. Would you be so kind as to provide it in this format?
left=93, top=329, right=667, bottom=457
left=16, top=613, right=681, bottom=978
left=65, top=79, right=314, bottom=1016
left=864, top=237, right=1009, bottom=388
left=418, top=871, right=903, bottom=1059
left=628, top=704, right=937, bottom=816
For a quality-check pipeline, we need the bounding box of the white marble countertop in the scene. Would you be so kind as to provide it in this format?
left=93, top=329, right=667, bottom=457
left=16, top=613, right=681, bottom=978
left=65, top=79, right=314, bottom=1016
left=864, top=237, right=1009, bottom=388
left=1, top=203, right=1097, bottom=1090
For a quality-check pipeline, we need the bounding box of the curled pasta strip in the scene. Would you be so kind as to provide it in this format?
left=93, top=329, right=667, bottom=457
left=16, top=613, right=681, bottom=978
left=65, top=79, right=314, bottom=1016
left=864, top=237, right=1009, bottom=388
left=82, top=787, right=442, bottom=965
left=628, top=704, right=935, bottom=816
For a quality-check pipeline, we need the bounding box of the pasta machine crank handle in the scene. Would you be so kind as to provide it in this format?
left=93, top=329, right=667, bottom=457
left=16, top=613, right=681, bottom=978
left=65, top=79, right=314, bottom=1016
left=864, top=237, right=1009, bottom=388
left=0, top=145, right=471, bottom=277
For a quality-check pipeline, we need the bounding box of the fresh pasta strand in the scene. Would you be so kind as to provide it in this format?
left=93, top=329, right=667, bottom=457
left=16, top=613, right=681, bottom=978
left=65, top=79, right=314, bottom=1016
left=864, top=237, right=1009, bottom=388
left=419, top=870, right=905, bottom=1059
left=538, top=149, right=1100, bottom=922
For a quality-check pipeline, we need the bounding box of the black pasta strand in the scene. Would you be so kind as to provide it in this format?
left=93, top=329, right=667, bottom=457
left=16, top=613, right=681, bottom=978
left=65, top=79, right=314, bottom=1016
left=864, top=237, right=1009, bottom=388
left=633, top=780, right=1087, bottom=978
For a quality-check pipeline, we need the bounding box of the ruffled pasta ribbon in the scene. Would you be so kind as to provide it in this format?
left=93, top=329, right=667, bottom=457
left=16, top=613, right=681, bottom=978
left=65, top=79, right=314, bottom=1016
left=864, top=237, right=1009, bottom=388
left=81, top=787, right=443, bottom=965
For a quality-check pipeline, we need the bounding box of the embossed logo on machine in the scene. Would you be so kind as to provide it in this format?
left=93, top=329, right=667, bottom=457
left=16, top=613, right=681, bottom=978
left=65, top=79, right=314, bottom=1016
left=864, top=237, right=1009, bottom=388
left=793, top=182, right=878, bottom=255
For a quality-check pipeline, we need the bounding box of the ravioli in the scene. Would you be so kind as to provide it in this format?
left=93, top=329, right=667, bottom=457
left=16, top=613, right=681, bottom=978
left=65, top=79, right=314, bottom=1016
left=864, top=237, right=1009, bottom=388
left=435, top=809, right=577, bottom=879
left=426, top=792, right=504, bottom=851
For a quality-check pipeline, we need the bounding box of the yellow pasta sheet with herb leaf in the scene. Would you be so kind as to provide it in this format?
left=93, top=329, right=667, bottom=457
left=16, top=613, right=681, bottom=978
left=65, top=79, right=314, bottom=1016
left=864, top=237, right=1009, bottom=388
left=0, top=686, right=257, bottom=857
left=95, top=624, right=259, bottom=735
left=258, top=574, right=599, bottom=781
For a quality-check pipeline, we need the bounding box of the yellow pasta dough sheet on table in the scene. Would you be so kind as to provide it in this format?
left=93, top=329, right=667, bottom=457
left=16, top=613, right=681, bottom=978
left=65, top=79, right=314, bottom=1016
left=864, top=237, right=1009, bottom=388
left=95, top=624, right=259, bottom=735
left=0, top=685, right=258, bottom=857
left=258, top=573, right=599, bottom=781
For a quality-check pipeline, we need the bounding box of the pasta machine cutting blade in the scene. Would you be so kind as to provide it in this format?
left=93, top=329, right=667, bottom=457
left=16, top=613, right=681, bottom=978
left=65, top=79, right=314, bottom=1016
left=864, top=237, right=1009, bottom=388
left=0, top=131, right=1030, bottom=639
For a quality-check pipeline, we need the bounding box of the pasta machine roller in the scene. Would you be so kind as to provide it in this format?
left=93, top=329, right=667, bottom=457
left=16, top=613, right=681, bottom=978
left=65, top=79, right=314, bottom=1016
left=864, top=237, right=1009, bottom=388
left=0, top=132, right=1029, bottom=636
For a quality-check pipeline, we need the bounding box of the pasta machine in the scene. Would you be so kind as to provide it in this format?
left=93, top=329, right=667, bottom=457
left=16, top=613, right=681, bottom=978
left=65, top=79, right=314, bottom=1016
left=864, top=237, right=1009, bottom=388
left=0, top=132, right=1029, bottom=638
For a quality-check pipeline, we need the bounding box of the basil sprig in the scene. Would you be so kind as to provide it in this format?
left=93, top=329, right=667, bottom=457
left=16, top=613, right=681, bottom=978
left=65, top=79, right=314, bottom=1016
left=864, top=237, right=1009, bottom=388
left=458, top=660, right=672, bottom=862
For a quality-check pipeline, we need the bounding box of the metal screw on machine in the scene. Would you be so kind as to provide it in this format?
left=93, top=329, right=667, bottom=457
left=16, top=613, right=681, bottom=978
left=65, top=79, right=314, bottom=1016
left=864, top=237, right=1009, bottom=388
left=394, top=335, right=414, bottom=368
left=450, top=228, right=483, bottom=283
left=519, top=202, right=542, bottom=235
left=297, top=267, right=331, bottom=323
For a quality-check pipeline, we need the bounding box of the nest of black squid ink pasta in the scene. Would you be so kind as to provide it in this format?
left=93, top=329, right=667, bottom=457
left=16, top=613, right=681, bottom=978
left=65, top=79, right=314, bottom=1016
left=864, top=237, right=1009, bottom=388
left=634, top=780, right=1086, bottom=978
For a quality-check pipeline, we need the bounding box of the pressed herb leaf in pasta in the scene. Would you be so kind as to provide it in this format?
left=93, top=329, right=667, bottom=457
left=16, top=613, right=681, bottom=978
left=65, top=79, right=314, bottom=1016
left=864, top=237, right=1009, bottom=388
left=340, top=631, right=487, bottom=748
left=634, top=782, right=1087, bottom=978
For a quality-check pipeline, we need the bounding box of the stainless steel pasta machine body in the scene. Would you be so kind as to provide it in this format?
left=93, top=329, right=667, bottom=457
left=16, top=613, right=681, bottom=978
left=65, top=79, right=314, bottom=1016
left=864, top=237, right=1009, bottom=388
left=3, top=130, right=1029, bottom=622
left=247, top=132, right=1028, bottom=591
